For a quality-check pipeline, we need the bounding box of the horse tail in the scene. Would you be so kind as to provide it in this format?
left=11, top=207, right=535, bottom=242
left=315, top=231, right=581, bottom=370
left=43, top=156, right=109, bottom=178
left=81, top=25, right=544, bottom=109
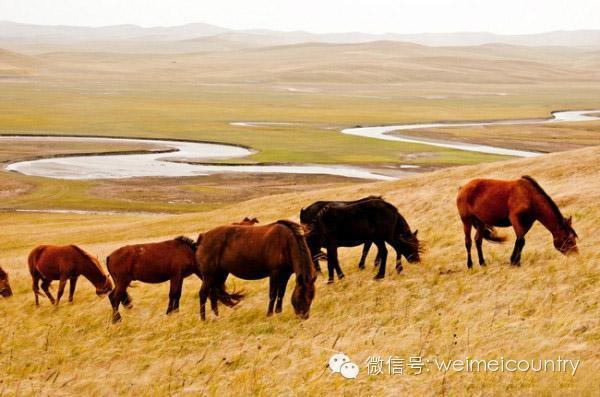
left=214, top=284, right=244, bottom=307
left=481, top=226, right=507, bottom=243
left=28, top=246, right=46, bottom=276
left=277, top=220, right=315, bottom=284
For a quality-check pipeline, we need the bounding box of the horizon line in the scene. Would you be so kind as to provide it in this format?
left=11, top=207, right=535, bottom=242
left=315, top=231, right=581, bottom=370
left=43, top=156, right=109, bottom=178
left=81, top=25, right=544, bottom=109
left=1, top=19, right=599, bottom=38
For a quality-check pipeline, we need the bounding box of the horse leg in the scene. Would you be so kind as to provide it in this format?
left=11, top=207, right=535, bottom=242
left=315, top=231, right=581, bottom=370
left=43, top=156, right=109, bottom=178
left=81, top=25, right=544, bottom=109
left=167, top=275, right=183, bottom=315
left=275, top=272, right=291, bottom=314
left=68, top=276, right=78, bottom=303
left=41, top=279, right=55, bottom=305
left=374, top=242, right=388, bottom=279
left=109, top=282, right=128, bottom=323
left=391, top=238, right=403, bottom=273
left=55, top=276, right=68, bottom=306
left=199, top=283, right=209, bottom=321
left=313, top=256, right=322, bottom=273
left=474, top=227, right=486, bottom=266
left=462, top=219, right=473, bottom=269
left=326, top=247, right=343, bottom=283
left=509, top=214, right=533, bottom=266
left=267, top=275, right=277, bottom=316
left=121, top=292, right=133, bottom=309
left=358, top=242, right=371, bottom=270
left=32, top=272, right=40, bottom=306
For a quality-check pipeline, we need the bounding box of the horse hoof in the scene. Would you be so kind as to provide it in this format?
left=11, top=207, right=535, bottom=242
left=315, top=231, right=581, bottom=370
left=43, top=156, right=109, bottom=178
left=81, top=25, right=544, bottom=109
left=479, top=262, right=486, bottom=267
left=373, top=274, right=384, bottom=280
left=123, top=303, right=133, bottom=310
left=327, top=279, right=334, bottom=284
left=112, top=314, right=122, bottom=324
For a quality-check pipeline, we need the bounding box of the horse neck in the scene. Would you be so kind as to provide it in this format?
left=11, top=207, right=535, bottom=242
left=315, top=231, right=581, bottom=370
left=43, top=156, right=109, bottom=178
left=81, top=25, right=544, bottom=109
left=531, top=194, right=563, bottom=237
left=79, top=259, right=106, bottom=286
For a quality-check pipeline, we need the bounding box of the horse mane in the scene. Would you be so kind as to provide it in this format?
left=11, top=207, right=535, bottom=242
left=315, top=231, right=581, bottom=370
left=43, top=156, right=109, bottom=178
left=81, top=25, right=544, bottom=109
left=175, top=235, right=197, bottom=251
left=276, top=220, right=313, bottom=283
left=71, top=245, right=105, bottom=275
left=521, top=176, right=565, bottom=222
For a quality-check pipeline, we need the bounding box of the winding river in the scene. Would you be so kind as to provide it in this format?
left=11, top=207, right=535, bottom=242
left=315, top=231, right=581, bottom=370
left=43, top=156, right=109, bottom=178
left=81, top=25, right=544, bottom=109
left=341, top=110, right=600, bottom=157
left=4, top=110, right=599, bottom=181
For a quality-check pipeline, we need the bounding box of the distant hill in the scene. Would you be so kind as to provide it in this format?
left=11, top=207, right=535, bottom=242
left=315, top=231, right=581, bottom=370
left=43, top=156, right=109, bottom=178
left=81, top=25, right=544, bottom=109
left=1, top=21, right=600, bottom=54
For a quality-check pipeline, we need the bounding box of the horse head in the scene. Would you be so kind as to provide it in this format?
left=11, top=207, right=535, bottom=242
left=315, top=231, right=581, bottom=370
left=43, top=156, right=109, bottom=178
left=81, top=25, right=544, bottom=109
left=0, top=268, right=13, bottom=298
left=291, top=273, right=316, bottom=319
left=96, top=275, right=113, bottom=296
left=553, top=216, right=578, bottom=255
left=400, top=229, right=422, bottom=263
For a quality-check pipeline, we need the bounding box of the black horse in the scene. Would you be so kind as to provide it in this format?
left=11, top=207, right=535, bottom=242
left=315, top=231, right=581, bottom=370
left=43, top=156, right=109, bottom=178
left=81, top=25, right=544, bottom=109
left=305, top=198, right=421, bottom=282
left=300, top=196, right=382, bottom=272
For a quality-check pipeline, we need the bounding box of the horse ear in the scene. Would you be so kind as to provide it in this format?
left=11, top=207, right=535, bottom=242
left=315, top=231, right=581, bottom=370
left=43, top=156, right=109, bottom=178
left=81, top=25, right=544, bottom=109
left=252, top=217, right=258, bottom=223
left=566, top=216, right=572, bottom=226
left=243, top=217, right=250, bottom=222
left=413, top=229, right=418, bottom=237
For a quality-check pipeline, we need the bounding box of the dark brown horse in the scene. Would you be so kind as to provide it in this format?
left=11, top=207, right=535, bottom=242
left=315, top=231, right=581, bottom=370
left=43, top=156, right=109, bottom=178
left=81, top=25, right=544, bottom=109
left=28, top=245, right=113, bottom=306
left=196, top=220, right=316, bottom=320
left=301, top=196, right=384, bottom=272
left=0, top=266, right=12, bottom=298
left=232, top=217, right=259, bottom=226
left=457, top=176, right=578, bottom=268
left=106, top=236, right=200, bottom=323
left=305, top=198, right=421, bottom=282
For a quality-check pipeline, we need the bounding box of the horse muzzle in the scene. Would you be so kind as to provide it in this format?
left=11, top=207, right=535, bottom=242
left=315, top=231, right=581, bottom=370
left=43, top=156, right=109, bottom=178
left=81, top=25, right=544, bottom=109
left=297, top=312, right=310, bottom=320
left=0, top=287, right=12, bottom=298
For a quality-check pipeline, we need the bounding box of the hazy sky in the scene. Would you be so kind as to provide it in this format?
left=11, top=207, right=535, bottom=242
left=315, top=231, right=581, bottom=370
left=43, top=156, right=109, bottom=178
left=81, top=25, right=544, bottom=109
left=2, top=0, right=599, bottom=34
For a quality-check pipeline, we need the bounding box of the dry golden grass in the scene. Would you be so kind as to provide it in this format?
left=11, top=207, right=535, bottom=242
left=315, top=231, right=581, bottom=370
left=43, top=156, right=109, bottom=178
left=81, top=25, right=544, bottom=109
left=1, top=146, right=598, bottom=396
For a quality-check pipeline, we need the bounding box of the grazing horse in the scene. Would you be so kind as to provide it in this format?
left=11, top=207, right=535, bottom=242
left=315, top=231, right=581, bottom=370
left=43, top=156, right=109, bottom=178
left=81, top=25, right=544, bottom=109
left=300, top=196, right=382, bottom=272
left=196, top=220, right=316, bottom=320
left=232, top=217, right=259, bottom=226
left=28, top=245, right=113, bottom=306
left=106, top=236, right=200, bottom=323
left=457, top=176, right=578, bottom=268
left=305, top=198, right=421, bottom=282
left=0, top=266, right=12, bottom=298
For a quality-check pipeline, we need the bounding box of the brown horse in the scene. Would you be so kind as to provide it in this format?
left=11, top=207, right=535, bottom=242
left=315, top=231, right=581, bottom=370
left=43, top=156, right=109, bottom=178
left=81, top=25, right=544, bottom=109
left=457, top=176, right=578, bottom=268
left=0, top=266, right=12, bottom=298
left=196, top=220, right=316, bottom=320
left=232, top=217, right=259, bottom=226
left=106, top=236, right=200, bottom=323
left=28, top=245, right=113, bottom=306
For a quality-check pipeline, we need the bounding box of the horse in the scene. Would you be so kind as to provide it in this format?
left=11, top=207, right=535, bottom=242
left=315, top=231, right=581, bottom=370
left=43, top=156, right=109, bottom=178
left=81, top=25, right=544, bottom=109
left=305, top=198, right=421, bottom=282
left=456, top=176, right=578, bottom=268
left=196, top=220, right=316, bottom=320
left=232, top=217, right=259, bottom=226
left=28, top=245, right=113, bottom=306
left=0, top=266, right=12, bottom=298
left=300, top=196, right=383, bottom=272
left=106, top=236, right=200, bottom=323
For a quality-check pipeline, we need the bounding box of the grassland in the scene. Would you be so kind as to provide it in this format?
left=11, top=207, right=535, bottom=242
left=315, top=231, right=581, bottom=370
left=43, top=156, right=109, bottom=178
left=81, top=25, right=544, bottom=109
left=1, top=146, right=598, bottom=396
left=1, top=40, right=600, bottom=214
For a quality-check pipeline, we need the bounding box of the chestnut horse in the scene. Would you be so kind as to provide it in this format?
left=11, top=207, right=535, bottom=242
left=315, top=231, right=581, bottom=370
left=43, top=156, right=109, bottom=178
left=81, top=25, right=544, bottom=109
left=196, top=220, right=316, bottom=320
left=457, top=176, right=578, bottom=268
left=106, top=236, right=200, bottom=323
left=232, top=217, right=259, bottom=226
left=0, top=266, right=12, bottom=298
left=28, top=245, right=113, bottom=306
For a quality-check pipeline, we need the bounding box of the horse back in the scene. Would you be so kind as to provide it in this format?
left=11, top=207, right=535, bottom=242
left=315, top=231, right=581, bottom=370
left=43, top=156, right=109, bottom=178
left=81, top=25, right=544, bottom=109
left=28, top=245, right=81, bottom=280
left=457, top=178, right=530, bottom=226
left=197, top=223, right=290, bottom=280
left=107, top=239, right=196, bottom=282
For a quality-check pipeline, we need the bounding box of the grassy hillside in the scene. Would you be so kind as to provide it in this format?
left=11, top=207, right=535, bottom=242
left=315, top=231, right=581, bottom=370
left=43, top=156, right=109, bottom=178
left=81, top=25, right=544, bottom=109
left=1, top=146, right=598, bottom=396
